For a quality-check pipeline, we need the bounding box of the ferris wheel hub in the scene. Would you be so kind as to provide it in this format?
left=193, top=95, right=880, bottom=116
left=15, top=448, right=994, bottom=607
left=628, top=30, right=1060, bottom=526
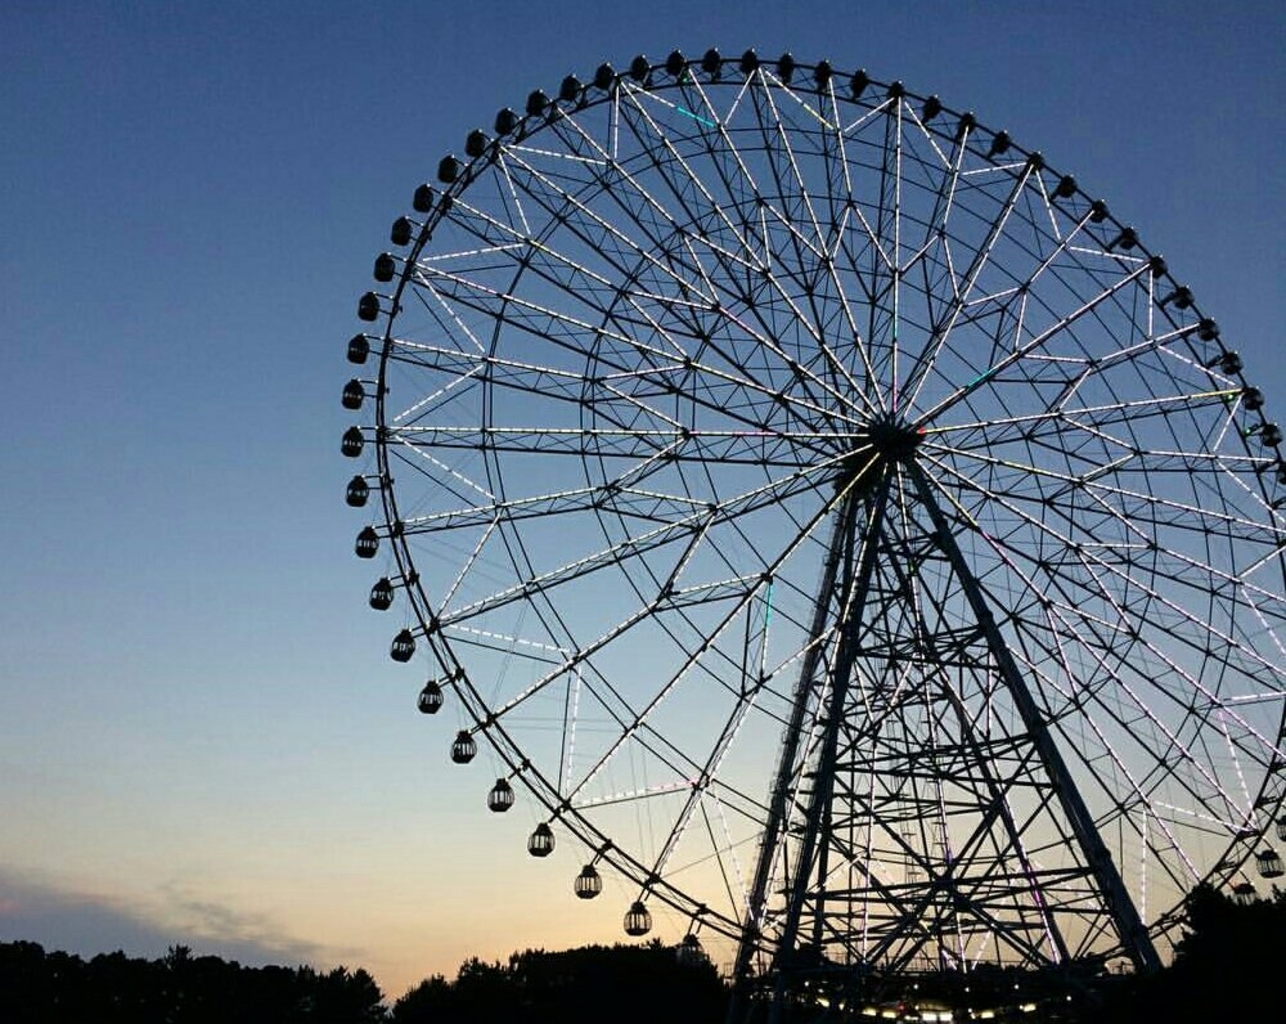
left=862, top=416, right=924, bottom=461
left=837, top=416, right=925, bottom=493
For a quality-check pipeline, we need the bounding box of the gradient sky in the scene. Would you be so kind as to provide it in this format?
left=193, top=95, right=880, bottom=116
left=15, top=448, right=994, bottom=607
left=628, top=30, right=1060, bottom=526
left=2, top=0, right=1283, bottom=1000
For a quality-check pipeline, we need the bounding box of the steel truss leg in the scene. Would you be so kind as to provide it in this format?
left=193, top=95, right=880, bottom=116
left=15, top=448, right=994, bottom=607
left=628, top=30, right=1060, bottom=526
left=906, top=463, right=1161, bottom=974
left=730, top=458, right=1158, bottom=1024
left=728, top=469, right=895, bottom=1024
left=768, top=472, right=893, bottom=1023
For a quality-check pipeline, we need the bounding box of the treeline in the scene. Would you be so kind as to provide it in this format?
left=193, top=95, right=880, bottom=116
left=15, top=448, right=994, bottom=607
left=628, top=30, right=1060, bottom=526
left=0, top=943, right=384, bottom=1024
left=391, top=941, right=726, bottom=1023
left=1097, top=883, right=1286, bottom=1023
left=0, top=938, right=724, bottom=1024
left=3, top=885, right=1282, bottom=1023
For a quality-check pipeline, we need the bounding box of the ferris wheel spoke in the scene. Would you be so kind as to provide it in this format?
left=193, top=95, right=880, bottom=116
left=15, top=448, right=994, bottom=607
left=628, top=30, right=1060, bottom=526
left=905, top=465, right=1224, bottom=838
left=1103, top=618, right=1283, bottom=772
left=926, top=156, right=1035, bottom=312
left=1017, top=590, right=1245, bottom=833
left=437, top=457, right=837, bottom=637
left=613, top=81, right=758, bottom=244
left=811, top=89, right=893, bottom=406
left=889, top=95, right=906, bottom=407
left=667, top=72, right=885, bottom=414
left=914, top=462, right=1284, bottom=833
left=914, top=257, right=1156, bottom=427
left=695, top=278, right=871, bottom=427
left=1074, top=653, right=1261, bottom=839
left=386, top=341, right=590, bottom=410
left=901, top=196, right=1104, bottom=414
left=922, top=381, right=1246, bottom=446
left=588, top=90, right=777, bottom=292
left=1056, top=527, right=1282, bottom=685
left=391, top=423, right=840, bottom=466
left=747, top=72, right=831, bottom=278
left=924, top=438, right=1277, bottom=544
left=921, top=448, right=1286, bottom=685
left=1030, top=605, right=1203, bottom=886
left=552, top=634, right=795, bottom=824
left=412, top=266, right=849, bottom=436
left=558, top=547, right=827, bottom=815
left=438, top=521, right=703, bottom=632
left=918, top=455, right=1278, bottom=566
left=839, top=101, right=902, bottom=402
left=490, top=144, right=743, bottom=347
left=896, top=135, right=964, bottom=387
left=611, top=82, right=881, bottom=423
left=641, top=645, right=779, bottom=893
left=696, top=797, right=753, bottom=923
left=429, top=186, right=627, bottom=295
left=620, top=78, right=785, bottom=278
left=411, top=181, right=878, bottom=435
left=1074, top=481, right=1283, bottom=611
left=399, top=476, right=765, bottom=538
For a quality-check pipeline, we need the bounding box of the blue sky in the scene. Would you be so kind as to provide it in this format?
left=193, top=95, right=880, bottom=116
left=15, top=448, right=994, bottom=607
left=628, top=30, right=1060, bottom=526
left=2, top=0, right=1283, bottom=999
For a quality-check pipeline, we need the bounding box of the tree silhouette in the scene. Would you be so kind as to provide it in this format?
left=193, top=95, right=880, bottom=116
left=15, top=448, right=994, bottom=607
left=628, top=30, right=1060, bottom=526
left=314, top=966, right=386, bottom=1024
left=389, top=973, right=453, bottom=1023
left=1098, top=883, right=1286, bottom=1022
left=14, top=900, right=1280, bottom=1024
left=0, top=941, right=385, bottom=1023
left=391, top=940, right=727, bottom=1024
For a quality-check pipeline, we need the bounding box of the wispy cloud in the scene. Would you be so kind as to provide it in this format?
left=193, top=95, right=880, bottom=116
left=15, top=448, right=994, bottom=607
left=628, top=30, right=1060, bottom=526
left=0, top=867, right=350, bottom=968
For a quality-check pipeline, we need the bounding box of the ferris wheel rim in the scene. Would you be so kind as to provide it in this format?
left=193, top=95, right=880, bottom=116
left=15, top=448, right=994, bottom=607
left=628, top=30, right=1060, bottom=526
left=349, top=49, right=1286, bottom=969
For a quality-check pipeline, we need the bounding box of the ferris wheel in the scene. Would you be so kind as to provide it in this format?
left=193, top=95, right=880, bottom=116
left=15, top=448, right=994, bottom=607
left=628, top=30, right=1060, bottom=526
left=340, top=49, right=1286, bottom=1004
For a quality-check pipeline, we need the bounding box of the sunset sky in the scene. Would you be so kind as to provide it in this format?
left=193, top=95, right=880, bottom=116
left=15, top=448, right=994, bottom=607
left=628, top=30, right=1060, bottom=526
left=2, top=0, right=1284, bottom=1000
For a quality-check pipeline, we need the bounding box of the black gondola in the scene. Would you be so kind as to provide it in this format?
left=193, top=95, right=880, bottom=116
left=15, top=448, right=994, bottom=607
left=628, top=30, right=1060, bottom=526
left=574, top=864, right=602, bottom=899
left=487, top=778, right=515, bottom=812
left=390, top=629, right=415, bottom=662
left=451, top=730, right=477, bottom=763
left=528, top=823, right=555, bottom=857
left=417, top=679, right=443, bottom=714
left=355, top=526, right=379, bottom=558
left=624, top=900, right=653, bottom=936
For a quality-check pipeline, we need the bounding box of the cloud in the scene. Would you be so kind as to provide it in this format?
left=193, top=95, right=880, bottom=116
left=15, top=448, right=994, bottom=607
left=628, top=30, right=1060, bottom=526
left=0, top=867, right=345, bottom=969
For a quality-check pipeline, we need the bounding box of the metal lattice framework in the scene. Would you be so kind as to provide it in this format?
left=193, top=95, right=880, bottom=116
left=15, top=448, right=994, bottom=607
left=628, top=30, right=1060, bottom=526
left=340, top=49, right=1286, bottom=1011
